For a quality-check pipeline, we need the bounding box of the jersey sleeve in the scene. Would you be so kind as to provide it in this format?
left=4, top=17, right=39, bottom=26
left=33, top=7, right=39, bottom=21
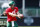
left=5, top=8, right=9, bottom=14
left=15, top=7, right=18, bottom=13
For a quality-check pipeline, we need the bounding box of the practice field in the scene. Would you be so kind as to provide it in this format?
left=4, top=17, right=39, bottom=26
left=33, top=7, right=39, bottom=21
left=18, top=26, right=40, bottom=27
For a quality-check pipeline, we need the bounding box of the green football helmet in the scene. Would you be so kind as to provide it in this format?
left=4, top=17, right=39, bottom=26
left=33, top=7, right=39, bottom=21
left=9, top=1, right=15, bottom=6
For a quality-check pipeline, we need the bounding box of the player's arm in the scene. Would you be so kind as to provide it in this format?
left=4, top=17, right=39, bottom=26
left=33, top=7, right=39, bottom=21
left=1, top=8, right=9, bottom=16
left=8, top=12, right=18, bottom=17
left=8, top=12, right=23, bottom=18
left=1, top=11, right=7, bottom=16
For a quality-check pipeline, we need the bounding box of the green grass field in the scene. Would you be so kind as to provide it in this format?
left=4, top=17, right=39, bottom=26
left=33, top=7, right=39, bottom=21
left=18, top=26, right=40, bottom=27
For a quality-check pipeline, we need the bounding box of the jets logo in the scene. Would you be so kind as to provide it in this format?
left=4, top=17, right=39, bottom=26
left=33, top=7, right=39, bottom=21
left=12, top=9, right=16, bottom=14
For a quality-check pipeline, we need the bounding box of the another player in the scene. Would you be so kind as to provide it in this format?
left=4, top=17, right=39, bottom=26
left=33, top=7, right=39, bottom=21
left=2, top=1, right=24, bottom=27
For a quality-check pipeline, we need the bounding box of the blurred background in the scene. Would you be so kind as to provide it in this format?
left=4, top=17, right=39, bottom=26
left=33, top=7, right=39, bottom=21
left=0, top=0, right=40, bottom=27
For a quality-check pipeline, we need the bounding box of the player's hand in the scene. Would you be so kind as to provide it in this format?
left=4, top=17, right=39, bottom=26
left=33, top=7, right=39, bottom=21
left=17, top=14, right=24, bottom=19
left=17, top=14, right=21, bottom=18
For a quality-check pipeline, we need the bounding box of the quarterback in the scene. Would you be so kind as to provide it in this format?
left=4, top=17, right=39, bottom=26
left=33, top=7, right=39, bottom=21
left=2, top=1, right=23, bottom=27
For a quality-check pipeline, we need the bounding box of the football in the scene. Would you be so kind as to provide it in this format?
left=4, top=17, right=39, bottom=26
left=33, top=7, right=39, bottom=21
left=19, top=14, right=24, bottom=19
